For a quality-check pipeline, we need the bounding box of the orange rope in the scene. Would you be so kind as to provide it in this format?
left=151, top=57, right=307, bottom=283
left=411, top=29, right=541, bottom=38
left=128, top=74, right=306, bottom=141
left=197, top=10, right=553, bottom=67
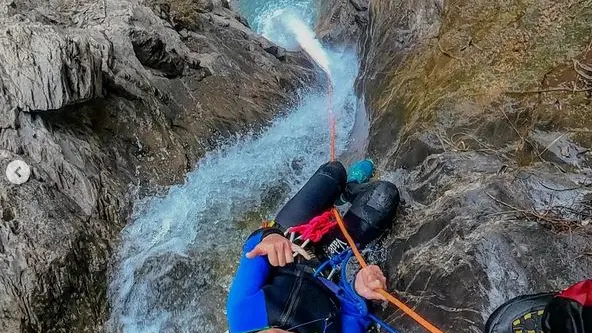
left=331, top=208, right=445, bottom=333
left=326, top=75, right=444, bottom=333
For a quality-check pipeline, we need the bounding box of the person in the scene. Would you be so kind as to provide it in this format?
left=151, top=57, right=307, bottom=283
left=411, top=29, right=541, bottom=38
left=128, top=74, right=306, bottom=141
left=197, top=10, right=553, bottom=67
left=486, top=279, right=591, bottom=333
left=226, top=160, right=401, bottom=333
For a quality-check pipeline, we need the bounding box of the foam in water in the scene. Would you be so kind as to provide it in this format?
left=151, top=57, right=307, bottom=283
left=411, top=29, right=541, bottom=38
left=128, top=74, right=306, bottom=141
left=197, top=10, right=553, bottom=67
left=238, top=0, right=318, bottom=50
left=108, top=7, right=363, bottom=333
left=283, top=13, right=331, bottom=75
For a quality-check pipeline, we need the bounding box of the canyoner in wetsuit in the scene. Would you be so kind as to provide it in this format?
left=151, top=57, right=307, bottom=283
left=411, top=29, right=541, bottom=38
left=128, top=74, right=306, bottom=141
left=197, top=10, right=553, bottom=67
left=227, top=160, right=400, bottom=333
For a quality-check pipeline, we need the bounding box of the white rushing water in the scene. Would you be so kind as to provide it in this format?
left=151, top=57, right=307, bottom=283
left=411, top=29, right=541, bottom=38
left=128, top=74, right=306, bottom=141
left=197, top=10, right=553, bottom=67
left=108, top=4, right=365, bottom=333
left=238, top=0, right=318, bottom=50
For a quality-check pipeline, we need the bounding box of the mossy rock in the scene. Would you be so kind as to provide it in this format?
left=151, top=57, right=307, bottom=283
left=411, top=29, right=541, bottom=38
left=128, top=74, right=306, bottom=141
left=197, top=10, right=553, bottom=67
left=366, top=0, right=592, bottom=164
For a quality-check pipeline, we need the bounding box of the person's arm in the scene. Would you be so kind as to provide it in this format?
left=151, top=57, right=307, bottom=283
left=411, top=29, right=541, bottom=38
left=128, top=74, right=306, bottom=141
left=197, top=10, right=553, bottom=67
left=227, top=229, right=309, bottom=333
left=339, top=265, right=388, bottom=333
left=226, top=228, right=278, bottom=333
left=228, top=228, right=278, bottom=299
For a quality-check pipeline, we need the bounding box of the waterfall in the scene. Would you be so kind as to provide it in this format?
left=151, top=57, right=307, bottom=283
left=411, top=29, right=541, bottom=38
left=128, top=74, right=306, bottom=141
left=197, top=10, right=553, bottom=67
left=108, top=2, right=366, bottom=332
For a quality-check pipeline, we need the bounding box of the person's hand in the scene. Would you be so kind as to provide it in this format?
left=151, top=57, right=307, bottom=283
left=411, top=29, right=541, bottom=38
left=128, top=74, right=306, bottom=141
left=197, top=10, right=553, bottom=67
left=355, top=265, right=387, bottom=301
left=259, top=329, right=294, bottom=333
left=246, top=233, right=310, bottom=266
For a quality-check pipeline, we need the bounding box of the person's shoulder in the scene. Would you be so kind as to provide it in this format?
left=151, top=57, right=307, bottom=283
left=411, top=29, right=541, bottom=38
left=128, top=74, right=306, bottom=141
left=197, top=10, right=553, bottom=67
left=246, top=226, right=284, bottom=240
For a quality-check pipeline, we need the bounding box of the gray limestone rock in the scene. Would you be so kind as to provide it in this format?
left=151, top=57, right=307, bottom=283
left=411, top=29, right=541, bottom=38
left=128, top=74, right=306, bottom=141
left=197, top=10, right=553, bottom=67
left=0, top=24, right=112, bottom=112
left=315, top=0, right=370, bottom=48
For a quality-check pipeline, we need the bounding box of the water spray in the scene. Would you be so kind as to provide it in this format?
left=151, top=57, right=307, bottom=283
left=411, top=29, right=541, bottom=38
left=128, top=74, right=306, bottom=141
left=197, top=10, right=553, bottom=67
left=284, top=13, right=332, bottom=78
left=282, top=13, right=337, bottom=158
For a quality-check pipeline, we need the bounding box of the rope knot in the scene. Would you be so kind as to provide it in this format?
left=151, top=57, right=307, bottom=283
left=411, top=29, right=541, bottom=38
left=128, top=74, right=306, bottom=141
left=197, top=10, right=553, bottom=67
left=288, top=211, right=336, bottom=243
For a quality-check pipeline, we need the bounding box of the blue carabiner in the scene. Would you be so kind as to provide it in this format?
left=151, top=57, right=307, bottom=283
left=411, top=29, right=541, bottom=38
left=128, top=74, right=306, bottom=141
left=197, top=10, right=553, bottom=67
left=315, top=249, right=402, bottom=333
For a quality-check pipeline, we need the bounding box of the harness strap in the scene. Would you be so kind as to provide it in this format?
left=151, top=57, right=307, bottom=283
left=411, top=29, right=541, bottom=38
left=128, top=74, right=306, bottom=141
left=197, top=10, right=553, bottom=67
left=315, top=249, right=400, bottom=333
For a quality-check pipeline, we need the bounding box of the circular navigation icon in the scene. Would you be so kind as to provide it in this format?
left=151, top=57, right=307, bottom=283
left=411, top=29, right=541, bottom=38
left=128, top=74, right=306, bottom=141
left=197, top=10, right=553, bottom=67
left=6, top=160, right=31, bottom=185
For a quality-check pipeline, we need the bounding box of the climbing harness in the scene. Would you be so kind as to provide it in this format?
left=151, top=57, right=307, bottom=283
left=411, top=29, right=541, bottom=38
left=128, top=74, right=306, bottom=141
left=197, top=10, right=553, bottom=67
left=262, top=220, right=276, bottom=228
left=286, top=316, right=336, bottom=333
left=314, top=249, right=400, bottom=333
left=323, top=71, right=445, bottom=333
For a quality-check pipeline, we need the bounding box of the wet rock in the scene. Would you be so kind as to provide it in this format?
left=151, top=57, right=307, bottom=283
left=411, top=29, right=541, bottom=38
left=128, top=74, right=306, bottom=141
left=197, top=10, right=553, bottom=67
left=129, top=29, right=185, bottom=78
left=354, top=13, right=369, bottom=25
left=315, top=0, right=369, bottom=47
left=234, top=13, right=250, bottom=28
left=264, top=45, right=287, bottom=61
left=0, top=23, right=111, bottom=112
left=530, top=130, right=591, bottom=169
left=379, top=151, right=592, bottom=333
left=349, top=0, right=368, bottom=12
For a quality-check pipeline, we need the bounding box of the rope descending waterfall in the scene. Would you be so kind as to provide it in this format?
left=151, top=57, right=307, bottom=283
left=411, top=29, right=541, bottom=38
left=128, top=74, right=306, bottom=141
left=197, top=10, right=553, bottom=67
left=324, top=71, right=445, bottom=333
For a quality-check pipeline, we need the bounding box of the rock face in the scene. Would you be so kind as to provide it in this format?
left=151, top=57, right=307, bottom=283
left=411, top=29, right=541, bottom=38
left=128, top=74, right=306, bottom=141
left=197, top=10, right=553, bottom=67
left=0, top=24, right=110, bottom=112
left=0, top=0, right=314, bottom=331
left=316, top=0, right=369, bottom=48
left=355, top=0, right=592, bottom=332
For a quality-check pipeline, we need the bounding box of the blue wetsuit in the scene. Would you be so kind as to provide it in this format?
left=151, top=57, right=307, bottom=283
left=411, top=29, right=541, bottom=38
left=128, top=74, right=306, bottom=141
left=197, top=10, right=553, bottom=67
left=226, top=228, right=370, bottom=333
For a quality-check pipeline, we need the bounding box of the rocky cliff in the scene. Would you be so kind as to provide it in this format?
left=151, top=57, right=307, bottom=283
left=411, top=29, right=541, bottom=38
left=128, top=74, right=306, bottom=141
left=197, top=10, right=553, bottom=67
left=353, top=0, right=592, bottom=332
left=0, top=0, right=314, bottom=331
left=316, top=0, right=369, bottom=48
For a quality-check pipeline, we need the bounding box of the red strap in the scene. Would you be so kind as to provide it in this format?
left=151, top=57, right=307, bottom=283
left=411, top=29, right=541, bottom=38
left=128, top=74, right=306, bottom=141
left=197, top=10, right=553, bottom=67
left=289, top=211, right=336, bottom=242
left=559, top=280, right=592, bottom=306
